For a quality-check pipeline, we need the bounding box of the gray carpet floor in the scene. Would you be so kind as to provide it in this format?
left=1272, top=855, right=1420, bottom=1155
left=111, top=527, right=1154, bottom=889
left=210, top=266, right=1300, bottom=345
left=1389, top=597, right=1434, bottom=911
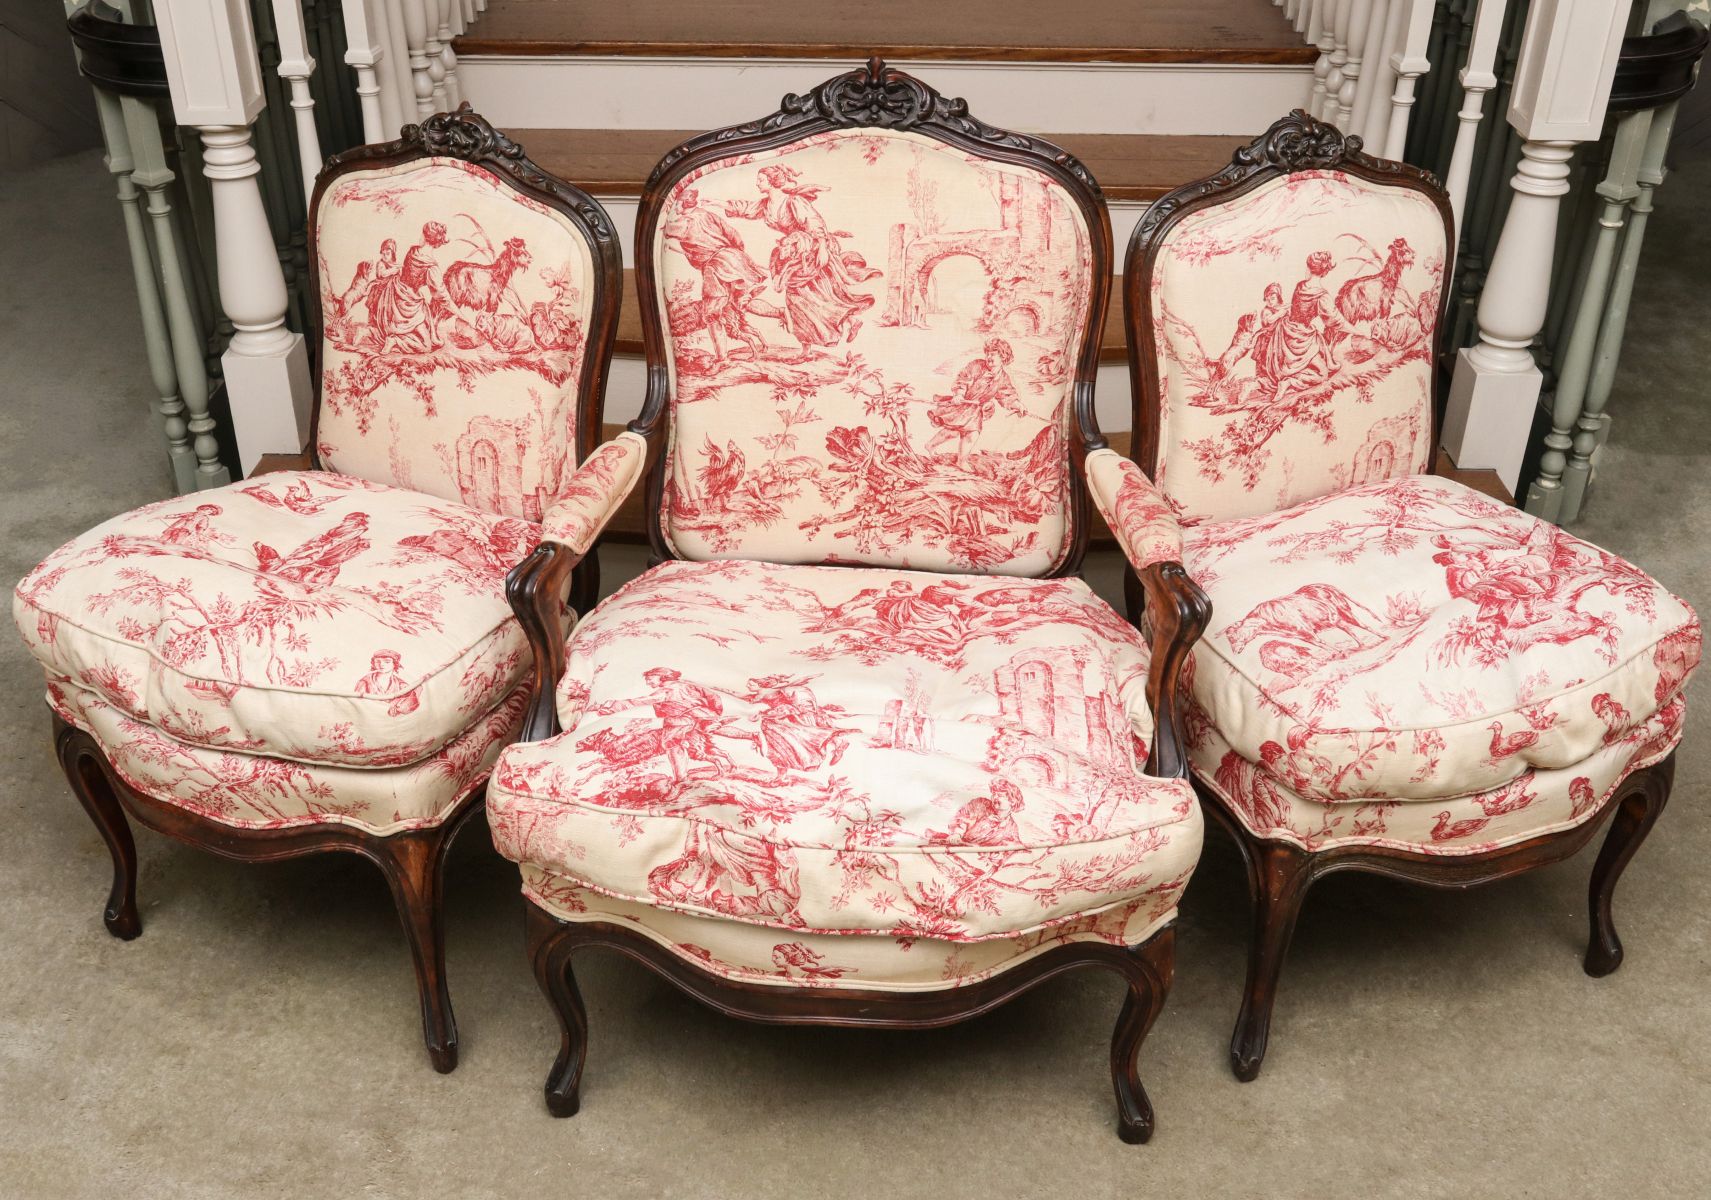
left=1, top=147, right=1706, bottom=1199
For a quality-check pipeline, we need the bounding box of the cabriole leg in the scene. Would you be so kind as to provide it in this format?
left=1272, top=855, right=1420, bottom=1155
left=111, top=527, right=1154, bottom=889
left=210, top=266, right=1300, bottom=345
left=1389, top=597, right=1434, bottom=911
left=55, top=721, right=141, bottom=940
left=377, top=827, right=460, bottom=1072
left=1584, top=755, right=1673, bottom=977
left=1110, top=927, right=1174, bottom=1144
left=527, top=905, right=589, bottom=1117
left=1230, top=837, right=1315, bottom=1081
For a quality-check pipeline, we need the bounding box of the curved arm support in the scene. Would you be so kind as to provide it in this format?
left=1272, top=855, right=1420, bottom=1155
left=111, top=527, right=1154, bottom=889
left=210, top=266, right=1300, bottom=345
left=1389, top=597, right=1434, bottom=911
left=507, top=431, right=649, bottom=742
left=1086, top=450, right=1208, bottom=780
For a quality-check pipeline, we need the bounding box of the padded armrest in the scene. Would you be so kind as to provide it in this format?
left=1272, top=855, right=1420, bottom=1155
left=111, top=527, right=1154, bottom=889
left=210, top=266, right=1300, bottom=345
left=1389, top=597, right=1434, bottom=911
left=540, top=431, right=649, bottom=554
left=1085, top=448, right=1184, bottom=571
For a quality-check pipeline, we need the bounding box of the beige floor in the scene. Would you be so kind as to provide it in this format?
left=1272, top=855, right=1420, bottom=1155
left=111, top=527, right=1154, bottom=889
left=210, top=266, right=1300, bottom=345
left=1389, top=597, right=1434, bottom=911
left=1, top=148, right=1707, bottom=1199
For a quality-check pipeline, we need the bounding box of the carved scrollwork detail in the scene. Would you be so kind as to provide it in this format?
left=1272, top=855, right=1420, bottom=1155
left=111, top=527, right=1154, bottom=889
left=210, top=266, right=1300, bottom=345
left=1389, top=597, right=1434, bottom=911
left=1134, top=109, right=1443, bottom=246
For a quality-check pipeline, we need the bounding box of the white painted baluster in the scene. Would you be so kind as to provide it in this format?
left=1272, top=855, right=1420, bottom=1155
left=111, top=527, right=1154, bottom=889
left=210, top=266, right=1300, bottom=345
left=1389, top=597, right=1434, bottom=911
left=381, top=0, right=415, bottom=128
left=342, top=0, right=396, bottom=141
left=423, top=0, right=448, bottom=109
left=1322, top=1, right=1352, bottom=121
left=402, top=0, right=436, bottom=117
left=271, top=0, right=323, bottom=205
left=1443, top=0, right=1509, bottom=227
left=438, top=0, right=463, bottom=108
left=1385, top=0, right=1438, bottom=159
left=1338, top=0, right=1373, bottom=126
left=1356, top=0, right=1400, bottom=143
left=1526, top=110, right=1651, bottom=520
left=1311, top=2, right=1334, bottom=117
left=1440, top=0, right=1631, bottom=492
left=154, top=0, right=313, bottom=472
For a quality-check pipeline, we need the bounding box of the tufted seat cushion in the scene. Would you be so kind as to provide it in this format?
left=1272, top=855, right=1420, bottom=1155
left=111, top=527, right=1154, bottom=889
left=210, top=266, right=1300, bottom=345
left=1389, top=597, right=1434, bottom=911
left=13, top=471, right=539, bottom=770
left=1181, top=474, right=1699, bottom=842
left=488, top=558, right=1202, bottom=944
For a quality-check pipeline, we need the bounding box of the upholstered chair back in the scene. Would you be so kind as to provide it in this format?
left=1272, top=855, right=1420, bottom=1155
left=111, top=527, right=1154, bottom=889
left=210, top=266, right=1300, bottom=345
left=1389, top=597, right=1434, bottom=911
left=636, top=63, right=1110, bottom=577
left=1126, top=112, right=1453, bottom=527
left=311, top=110, right=621, bottom=522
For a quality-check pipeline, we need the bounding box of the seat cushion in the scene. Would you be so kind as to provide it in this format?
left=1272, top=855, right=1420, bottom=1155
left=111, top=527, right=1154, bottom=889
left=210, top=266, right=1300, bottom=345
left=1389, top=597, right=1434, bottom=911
left=519, top=870, right=1182, bottom=992
left=488, top=558, right=1201, bottom=943
left=51, top=678, right=528, bottom=834
left=14, top=471, right=538, bottom=769
left=1183, top=474, right=1700, bottom=805
left=1190, top=693, right=1685, bottom=854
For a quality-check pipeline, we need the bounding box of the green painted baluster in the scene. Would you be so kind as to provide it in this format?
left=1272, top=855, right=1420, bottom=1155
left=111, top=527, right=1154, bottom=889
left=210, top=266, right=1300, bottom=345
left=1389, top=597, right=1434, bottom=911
left=1559, top=100, right=1678, bottom=521
left=1524, top=109, right=1650, bottom=522
left=122, top=94, right=230, bottom=489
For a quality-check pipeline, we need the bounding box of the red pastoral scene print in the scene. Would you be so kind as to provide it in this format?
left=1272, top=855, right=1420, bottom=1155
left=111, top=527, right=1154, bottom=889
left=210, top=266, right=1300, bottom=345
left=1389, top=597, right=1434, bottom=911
left=1148, top=169, right=1448, bottom=525
left=651, top=128, right=1096, bottom=576
left=314, top=157, right=596, bottom=522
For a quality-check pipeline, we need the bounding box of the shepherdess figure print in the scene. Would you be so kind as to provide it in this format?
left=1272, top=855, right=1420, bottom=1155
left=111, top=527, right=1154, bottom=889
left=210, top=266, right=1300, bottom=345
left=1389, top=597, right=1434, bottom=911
left=651, top=128, right=1095, bottom=575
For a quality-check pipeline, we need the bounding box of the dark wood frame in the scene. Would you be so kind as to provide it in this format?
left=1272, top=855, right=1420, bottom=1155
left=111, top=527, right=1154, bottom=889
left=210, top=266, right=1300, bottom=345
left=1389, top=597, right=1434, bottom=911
left=1123, top=111, right=1679, bottom=1081
left=50, top=107, right=624, bottom=1073
left=508, top=59, right=1210, bottom=1142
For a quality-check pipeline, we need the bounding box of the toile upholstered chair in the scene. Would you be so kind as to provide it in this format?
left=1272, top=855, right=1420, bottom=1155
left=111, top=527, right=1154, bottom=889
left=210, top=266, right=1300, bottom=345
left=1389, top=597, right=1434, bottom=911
left=1120, top=111, right=1701, bottom=1081
left=484, top=59, right=1211, bottom=1143
left=10, top=108, right=621, bottom=1072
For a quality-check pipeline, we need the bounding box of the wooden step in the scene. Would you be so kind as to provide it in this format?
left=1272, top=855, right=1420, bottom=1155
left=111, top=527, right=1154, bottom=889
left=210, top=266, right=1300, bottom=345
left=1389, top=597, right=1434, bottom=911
left=516, top=127, right=1238, bottom=205
left=612, top=269, right=1129, bottom=363
left=456, top=0, right=1317, bottom=65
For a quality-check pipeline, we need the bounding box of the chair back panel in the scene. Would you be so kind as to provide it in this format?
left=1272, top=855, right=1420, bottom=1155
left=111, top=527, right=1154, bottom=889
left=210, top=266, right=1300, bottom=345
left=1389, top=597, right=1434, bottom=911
left=311, top=113, right=620, bottom=523
left=1127, top=115, right=1452, bottom=527
left=638, top=66, right=1108, bottom=577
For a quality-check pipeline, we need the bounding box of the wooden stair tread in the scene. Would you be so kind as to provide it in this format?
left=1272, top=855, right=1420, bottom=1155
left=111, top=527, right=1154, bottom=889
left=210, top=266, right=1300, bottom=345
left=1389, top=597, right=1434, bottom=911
left=516, top=127, right=1239, bottom=204
left=613, top=268, right=1130, bottom=361
left=455, top=0, right=1315, bottom=63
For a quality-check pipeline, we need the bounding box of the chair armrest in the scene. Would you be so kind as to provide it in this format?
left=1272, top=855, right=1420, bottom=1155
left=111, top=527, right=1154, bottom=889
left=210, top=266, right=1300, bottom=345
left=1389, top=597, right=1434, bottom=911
left=1085, top=447, right=1183, bottom=571
left=506, top=431, right=649, bottom=742
left=541, top=430, right=649, bottom=553
left=1084, top=449, right=1208, bottom=780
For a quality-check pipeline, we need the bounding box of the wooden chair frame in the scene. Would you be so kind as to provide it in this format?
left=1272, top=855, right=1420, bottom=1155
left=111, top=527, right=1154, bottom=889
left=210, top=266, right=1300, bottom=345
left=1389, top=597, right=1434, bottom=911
left=1123, top=109, right=1678, bottom=1081
left=53, top=107, right=623, bottom=1073
left=508, top=59, right=1211, bottom=1143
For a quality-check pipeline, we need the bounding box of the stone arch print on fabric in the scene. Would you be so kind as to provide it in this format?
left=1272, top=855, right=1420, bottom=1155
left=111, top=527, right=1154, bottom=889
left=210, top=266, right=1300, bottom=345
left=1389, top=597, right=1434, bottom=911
left=649, top=127, right=1096, bottom=576
left=315, top=156, right=595, bottom=523
left=1147, top=168, right=1446, bottom=526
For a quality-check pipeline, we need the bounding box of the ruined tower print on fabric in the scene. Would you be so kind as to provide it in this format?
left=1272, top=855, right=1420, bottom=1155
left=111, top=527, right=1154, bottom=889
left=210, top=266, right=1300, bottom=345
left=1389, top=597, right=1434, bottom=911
left=316, top=157, right=595, bottom=522
left=651, top=128, right=1095, bottom=575
left=1147, top=169, right=1447, bottom=525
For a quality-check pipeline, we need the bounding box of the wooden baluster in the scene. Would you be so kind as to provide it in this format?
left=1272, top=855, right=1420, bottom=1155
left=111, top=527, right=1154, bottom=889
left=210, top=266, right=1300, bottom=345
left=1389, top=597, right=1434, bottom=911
left=1443, top=0, right=1508, bottom=227
left=422, top=0, right=448, bottom=109
left=1385, top=0, right=1437, bottom=159
left=1558, top=103, right=1674, bottom=522
left=1440, top=0, right=1630, bottom=493
left=341, top=0, right=393, bottom=141
left=402, top=0, right=436, bottom=117
left=1338, top=0, right=1374, bottom=127
left=122, top=99, right=229, bottom=489
left=271, top=0, right=323, bottom=206
left=438, top=0, right=463, bottom=108
left=1526, top=111, right=1648, bottom=520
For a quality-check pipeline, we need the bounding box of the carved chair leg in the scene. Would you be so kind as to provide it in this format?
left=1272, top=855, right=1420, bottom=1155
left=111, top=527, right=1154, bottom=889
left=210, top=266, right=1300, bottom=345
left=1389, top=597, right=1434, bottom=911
left=54, top=722, right=141, bottom=940
left=1230, top=837, right=1315, bottom=1082
left=527, top=905, right=589, bottom=1117
left=375, top=826, right=460, bottom=1073
left=1584, top=755, right=1674, bottom=978
left=1110, top=927, right=1175, bottom=1144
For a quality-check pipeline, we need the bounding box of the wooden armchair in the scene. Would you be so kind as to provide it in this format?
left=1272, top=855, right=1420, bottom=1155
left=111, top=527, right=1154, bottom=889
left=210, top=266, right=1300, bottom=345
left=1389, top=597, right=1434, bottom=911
left=10, top=108, right=621, bottom=1072
left=488, top=60, right=1211, bottom=1143
left=1121, top=111, right=1700, bottom=1081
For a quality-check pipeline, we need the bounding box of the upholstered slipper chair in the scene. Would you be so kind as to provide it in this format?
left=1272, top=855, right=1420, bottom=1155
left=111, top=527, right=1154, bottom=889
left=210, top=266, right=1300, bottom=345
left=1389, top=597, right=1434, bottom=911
left=1120, top=111, right=1701, bottom=1081
left=11, top=109, right=621, bottom=1072
left=486, top=60, right=1212, bottom=1143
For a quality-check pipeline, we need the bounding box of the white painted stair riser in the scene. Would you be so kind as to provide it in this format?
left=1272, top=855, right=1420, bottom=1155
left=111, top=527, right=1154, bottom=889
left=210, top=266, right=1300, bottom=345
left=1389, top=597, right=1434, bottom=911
left=457, top=56, right=1314, bottom=135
